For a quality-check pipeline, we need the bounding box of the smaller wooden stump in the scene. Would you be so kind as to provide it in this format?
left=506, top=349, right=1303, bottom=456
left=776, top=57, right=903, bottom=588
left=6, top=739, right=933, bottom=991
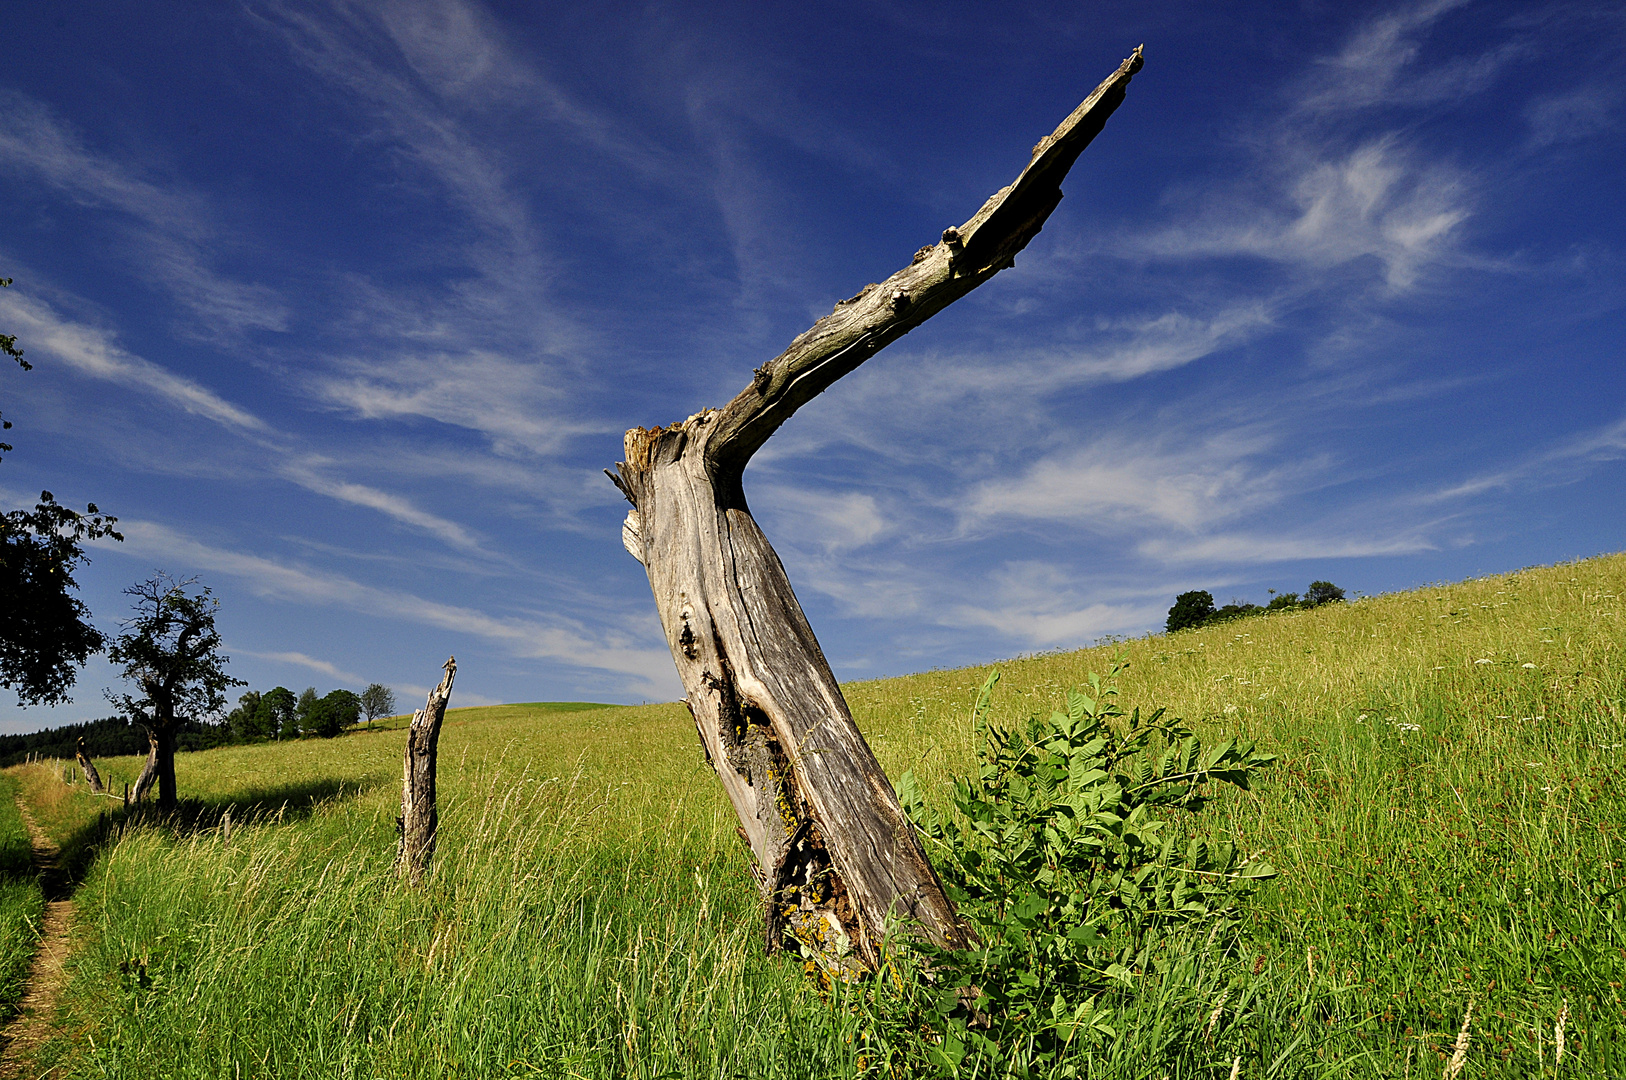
left=398, top=656, right=456, bottom=886
left=74, top=737, right=104, bottom=793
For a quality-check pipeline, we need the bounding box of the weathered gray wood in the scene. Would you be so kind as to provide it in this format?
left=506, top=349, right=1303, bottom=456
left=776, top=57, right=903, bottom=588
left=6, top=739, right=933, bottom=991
left=75, top=737, right=104, bottom=793
left=129, top=724, right=160, bottom=805
left=612, top=48, right=1143, bottom=969
left=398, top=656, right=456, bottom=886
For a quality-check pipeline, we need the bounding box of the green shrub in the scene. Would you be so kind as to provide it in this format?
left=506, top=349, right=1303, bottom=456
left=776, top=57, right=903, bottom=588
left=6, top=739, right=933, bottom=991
left=1304, top=580, right=1345, bottom=606
left=1163, top=591, right=1215, bottom=633
left=864, top=663, right=1274, bottom=1077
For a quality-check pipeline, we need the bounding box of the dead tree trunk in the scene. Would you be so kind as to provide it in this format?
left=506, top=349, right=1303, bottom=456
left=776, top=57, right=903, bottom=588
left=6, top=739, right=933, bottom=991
left=75, top=737, right=104, bottom=793
left=398, top=656, right=456, bottom=886
left=130, top=723, right=160, bottom=805
left=611, top=48, right=1144, bottom=970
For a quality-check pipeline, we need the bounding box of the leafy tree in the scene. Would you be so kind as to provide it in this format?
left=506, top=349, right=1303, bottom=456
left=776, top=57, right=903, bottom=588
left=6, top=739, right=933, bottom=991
left=1306, top=580, right=1346, bottom=606
left=106, top=574, right=243, bottom=808
left=262, top=686, right=296, bottom=740
left=1266, top=591, right=1301, bottom=611
left=291, top=686, right=318, bottom=739
left=310, top=688, right=360, bottom=738
left=1164, top=590, right=1215, bottom=633
left=226, top=689, right=263, bottom=742
left=2, top=492, right=123, bottom=706
left=360, top=682, right=396, bottom=726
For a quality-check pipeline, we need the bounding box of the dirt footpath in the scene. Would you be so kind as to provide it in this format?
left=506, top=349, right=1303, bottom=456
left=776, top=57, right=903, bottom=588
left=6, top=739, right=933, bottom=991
left=0, top=798, right=75, bottom=1077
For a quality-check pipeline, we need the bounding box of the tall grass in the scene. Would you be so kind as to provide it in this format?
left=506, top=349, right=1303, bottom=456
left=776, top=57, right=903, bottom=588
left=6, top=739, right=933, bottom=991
left=0, top=772, right=43, bottom=1020
left=19, top=554, right=1626, bottom=1076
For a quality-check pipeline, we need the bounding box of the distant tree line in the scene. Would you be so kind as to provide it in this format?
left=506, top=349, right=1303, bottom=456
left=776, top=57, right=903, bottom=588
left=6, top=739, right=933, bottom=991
left=223, top=682, right=394, bottom=741
left=1165, top=580, right=1346, bottom=633
left=0, top=680, right=398, bottom=769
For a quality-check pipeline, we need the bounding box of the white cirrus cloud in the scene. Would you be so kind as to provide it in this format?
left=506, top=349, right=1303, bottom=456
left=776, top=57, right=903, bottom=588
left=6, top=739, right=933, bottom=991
left=1428, top=411, right=1626, bottom=501
left=277, top=461, right=489, bottom=553
left=1522, top=83, right=1622, bottom=150
left=312, top=351, right=605, bottom=457
left=1137, top=531, right=1436, bottom=565
left=754, top=485, right=890, bottom=554
left=960, top=427, right=1315, bottom=535
left=0, top=89, right=288, bottom=334
left=1292, top=0, right=1523, bottom=115
left=947, top=562, right=1168, bottom=648
left=0, top=290, right=268, bottom=432
left=234, top=649, right=366, bottom=686
left=1140, top=138, right=1470, bottom=291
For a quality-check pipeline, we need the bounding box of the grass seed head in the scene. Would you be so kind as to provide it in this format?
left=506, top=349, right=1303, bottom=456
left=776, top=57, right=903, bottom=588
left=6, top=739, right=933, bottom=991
left=1442, top=999, right=1472, bottom=1079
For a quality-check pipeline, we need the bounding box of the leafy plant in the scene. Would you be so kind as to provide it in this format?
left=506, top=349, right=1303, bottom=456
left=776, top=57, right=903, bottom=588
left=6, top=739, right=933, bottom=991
left=867, top=662, right=1276, bottom=1078
left=1304, top=580, right=1345, bottom=606
left=1164, top=590, right=1216, bottom=633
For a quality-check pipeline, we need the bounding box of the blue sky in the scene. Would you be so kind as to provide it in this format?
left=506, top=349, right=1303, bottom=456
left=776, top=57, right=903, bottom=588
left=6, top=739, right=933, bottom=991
left=2, top=0, right=1622, bottom=732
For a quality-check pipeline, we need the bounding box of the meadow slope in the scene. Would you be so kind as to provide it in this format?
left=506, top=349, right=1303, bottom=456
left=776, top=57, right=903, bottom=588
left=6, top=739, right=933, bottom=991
left=6, top=554, right=1624, bottom=1078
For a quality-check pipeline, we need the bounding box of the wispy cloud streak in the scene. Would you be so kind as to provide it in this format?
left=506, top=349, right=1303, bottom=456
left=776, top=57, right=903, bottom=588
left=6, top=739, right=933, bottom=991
left=0, top=290, right=268, bottom=431
left=108, top=519, right=678, bottom=696
left=0, top=89, right=288, bottom=333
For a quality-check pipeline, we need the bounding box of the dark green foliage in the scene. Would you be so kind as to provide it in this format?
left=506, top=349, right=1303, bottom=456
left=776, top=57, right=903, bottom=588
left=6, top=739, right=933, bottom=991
left=262, top=687, right=296, bottom=740
left=0, top=492, right=122, bottom=706
left=1305, top=580, right=1345, bottom=606
left=295, top=687, right=319, bottom=733
left=226, top=686, right=299, bottom=742
left=3, top=678, right=354, bottom=765
left=1209, top=601, right=1261, bottom=623
left=309, top=689, right=360, bottom=738
left=0, top=715, right=148, bottom=767
left=870, top=665, right=1275, bottom=1076
left=1265, top=591, right=1300, bottom=610
left=1163, top=591, right=1214, bottom=633
left=230, top=685, right=361, bottom=740
left=226, top=690, right=265, bottom=742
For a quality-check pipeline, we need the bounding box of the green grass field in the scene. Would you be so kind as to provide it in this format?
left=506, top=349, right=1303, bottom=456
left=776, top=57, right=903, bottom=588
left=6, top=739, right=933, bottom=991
left=6, top=553, right=1624, bottom=1077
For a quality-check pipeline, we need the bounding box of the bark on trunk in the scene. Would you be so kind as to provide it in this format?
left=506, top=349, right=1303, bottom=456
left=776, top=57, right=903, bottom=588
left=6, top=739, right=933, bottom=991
left=155, top=726, right=178, bottom=809
left=611, top=48, right=1143, bottom=971
left=398, top=656, right=456, bottom=886
left=75, top=737, right=104, bottom=793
